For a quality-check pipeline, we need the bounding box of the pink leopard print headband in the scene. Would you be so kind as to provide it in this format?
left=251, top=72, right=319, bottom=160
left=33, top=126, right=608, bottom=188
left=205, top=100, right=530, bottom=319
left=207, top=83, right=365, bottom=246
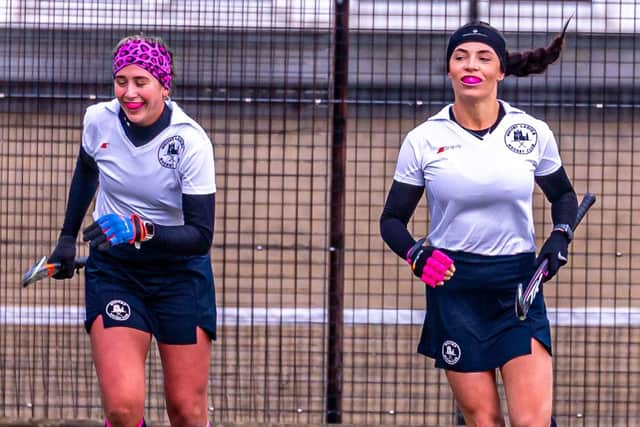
left=113, top=39, right=172, bottom=89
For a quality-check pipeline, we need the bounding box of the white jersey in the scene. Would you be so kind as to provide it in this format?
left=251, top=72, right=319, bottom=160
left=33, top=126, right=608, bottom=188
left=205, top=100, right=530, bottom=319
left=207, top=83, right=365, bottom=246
left=82, top=99, right=216, bottom=226
left=394, top=101, right=561, bottom=256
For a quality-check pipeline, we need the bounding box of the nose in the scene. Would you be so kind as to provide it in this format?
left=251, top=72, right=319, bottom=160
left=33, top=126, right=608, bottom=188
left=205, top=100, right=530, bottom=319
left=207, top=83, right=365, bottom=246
left=464, top=57, right=480, bottom=70
left=122, top=81, right=138, bottom=99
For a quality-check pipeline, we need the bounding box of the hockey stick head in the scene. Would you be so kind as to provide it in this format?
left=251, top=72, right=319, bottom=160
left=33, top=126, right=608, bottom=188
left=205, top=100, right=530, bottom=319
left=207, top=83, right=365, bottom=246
left=516, top=282, right=525, bottom=319
left=21, top=256, right=52, bottom=288
left=515, top=260, right=547, bottom=320
left=21, top=256, right=88, bottom=287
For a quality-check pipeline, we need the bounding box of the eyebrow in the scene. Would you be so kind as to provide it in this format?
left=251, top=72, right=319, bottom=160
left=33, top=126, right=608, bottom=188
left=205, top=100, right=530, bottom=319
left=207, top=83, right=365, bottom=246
left=115, top=75, right=151, bottom=80
left=453, top=47, right=496, bottom=55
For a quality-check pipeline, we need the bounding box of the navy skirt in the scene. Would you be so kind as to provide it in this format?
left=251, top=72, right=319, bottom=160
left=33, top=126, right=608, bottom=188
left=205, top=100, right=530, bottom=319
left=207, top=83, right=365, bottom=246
left=84, top=247, right=217, bottom=345
left=418, top=251, right=551, bottom=372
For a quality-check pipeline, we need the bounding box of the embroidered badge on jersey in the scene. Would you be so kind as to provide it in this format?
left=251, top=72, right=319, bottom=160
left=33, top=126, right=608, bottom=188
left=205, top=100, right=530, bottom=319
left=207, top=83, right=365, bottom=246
left=504, top=123, right=538, bottom=154
left=442, top=340, right=462, bottom=365
left=158, top=135, right=185, bottom=169
left=105, top=299, right=131, bottom=321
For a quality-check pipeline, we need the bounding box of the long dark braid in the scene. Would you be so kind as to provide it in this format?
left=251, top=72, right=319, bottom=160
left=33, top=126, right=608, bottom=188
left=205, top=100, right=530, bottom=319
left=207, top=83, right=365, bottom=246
left=506, top=18, right=571, bottom=77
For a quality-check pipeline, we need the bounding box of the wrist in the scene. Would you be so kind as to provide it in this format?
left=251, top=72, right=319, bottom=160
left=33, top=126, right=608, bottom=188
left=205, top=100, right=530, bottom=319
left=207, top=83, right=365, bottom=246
left=142, top=221, right=155, bottom=242
left=58, top=235, right=76, bottom=244
left=406, top=237, right=427, bottom=261
left=129, top=214, right=154, bottom=248
left=552, top=223, right=573, bottom=242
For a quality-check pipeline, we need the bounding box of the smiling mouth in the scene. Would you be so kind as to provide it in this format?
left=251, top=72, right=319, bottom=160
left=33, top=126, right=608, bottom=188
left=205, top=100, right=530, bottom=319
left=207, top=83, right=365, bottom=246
left=125, top=102, right=144, bottom=110
left=462, top=76, right=482, bottom=84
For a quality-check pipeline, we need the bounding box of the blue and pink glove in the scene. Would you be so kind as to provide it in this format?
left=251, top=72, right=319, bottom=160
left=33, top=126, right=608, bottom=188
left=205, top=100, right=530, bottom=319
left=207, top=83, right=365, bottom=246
left=83, top=213, right=150, bottom=251
left=406, top=238, right=455, bottom=287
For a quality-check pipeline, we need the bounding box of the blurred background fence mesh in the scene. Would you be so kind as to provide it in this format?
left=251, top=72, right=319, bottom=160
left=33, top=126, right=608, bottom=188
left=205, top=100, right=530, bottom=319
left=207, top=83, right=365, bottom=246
left=1, top=1, right=639, bottom=426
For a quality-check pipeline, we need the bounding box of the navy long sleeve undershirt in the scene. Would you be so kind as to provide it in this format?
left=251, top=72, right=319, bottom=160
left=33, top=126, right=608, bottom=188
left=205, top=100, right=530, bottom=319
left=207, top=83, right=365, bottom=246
left=59, top=148, right=99, bottom=238
left=535, top=167, right=578, bottom=229
left=379, top=180, right=424, bottom=259
left=146, top=193, right=215, bottom=255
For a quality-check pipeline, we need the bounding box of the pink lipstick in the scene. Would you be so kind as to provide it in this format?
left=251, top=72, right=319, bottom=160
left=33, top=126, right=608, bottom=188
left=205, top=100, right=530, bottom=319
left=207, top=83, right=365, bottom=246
left=462, top=76, right=482, bottom=84
left=126, top=102, right=144, bottom=110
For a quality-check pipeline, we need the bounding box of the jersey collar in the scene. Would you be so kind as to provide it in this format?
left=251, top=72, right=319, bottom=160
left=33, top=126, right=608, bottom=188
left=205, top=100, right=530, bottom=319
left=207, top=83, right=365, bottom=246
left=428, top=100, right=523, bottom=122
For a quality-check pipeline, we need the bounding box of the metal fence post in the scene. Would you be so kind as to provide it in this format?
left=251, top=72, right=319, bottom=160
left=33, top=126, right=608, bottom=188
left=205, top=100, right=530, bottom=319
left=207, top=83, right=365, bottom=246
left=326, top=0, right=349, bottom=423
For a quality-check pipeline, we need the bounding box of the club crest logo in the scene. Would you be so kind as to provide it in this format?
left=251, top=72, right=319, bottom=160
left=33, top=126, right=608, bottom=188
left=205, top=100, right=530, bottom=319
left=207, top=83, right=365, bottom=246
left=442, top=340, right=461, bottom=365
left=504, top=123, right=537, bottom=154
left=105, top=299, right=131, bottom=321
left=158, top=135, right=185, bottom=169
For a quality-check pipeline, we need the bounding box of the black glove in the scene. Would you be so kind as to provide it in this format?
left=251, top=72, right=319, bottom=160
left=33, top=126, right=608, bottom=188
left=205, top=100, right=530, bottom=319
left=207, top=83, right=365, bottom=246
left=48, top=235, right=77, bottom=279
left=536, top=230, right=569, bottom=282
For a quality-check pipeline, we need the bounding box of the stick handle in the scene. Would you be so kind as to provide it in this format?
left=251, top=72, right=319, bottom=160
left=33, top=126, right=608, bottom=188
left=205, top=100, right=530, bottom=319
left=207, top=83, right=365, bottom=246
left=574, top=192, right=596, bottom=231
left=49, top=256, right=88, bottom=274
left=73, top=256, right=88, bottom=269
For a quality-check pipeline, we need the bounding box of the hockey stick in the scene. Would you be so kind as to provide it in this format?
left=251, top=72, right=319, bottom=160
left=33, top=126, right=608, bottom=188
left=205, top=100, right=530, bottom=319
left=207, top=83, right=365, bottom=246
left=515, top=192, right=596, bottom=320
left=21, top=256, right=88, bottom=288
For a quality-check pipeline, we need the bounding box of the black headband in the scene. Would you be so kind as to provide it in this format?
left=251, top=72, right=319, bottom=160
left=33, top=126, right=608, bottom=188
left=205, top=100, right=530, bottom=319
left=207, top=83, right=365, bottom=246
left=446, top=22, right=508, bottom=73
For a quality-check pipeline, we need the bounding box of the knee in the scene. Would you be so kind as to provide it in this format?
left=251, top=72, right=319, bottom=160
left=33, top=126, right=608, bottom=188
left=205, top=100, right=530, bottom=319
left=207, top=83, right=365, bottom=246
left=508, top=406, right=552, bottom=427
left=104, top=405, right=141, bottom=427
left=460, top=408, right=505, bottom=427
left=102, top=389, right=145, bottom=427
left=166, top=395, right=207, bottom=427
left=469, top=415, right=505, bottom=427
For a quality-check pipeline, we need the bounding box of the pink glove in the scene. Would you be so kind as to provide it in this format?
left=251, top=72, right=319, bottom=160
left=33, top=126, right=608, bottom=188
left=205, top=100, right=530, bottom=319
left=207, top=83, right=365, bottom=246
left=406, top=241, right=455, bottom=287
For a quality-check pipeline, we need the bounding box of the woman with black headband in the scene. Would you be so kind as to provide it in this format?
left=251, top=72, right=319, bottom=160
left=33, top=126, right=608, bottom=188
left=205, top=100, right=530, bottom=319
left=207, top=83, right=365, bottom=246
left=380, top=21, right=576, bottom=426
left=47, top=35, right=216, bottom=427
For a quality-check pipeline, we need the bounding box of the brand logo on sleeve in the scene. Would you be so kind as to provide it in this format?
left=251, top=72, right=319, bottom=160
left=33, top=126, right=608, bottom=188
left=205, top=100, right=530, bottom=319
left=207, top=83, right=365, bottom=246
left=504, top=123, right=537, bottom=154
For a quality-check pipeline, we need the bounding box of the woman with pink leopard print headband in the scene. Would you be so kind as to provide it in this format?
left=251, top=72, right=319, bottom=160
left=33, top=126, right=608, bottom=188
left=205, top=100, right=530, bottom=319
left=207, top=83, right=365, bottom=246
left=47, top=34, right=217, bottom=427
